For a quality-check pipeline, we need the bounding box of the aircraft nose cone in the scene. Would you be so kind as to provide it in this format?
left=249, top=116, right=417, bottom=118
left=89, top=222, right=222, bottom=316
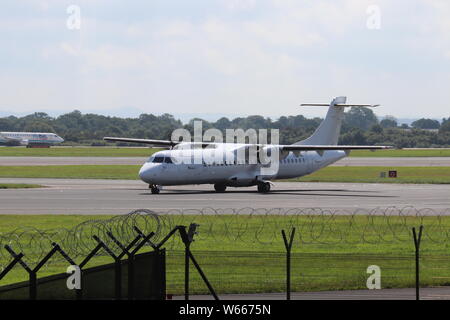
left=139, top=164, right=158, bottom=183
left=139, top=165, right=149, bottom=181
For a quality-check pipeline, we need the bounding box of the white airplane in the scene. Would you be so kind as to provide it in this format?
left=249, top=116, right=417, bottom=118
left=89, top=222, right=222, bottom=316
left=0, top=132, right=64, bottom=147
left=104, top=96, right=391, bottom=194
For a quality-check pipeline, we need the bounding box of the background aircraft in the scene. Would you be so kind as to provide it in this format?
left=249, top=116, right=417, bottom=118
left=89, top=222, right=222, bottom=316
left=105, top=97, right=392, bottom=194
left=0, top=132, right=64, bottom=147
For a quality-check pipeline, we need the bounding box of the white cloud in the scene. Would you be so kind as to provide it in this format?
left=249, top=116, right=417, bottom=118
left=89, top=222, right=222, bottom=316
left=154, top=20, right=194, bottom=38
left=59, top=42, right=154, bottom=72
left=243, top=21, right=325, bottom=47
left=222, top=0, right=256, bottom=11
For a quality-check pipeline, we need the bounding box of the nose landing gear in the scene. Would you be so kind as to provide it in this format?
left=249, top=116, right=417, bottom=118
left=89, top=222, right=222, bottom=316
left=149, top=184, right=161, bottom=194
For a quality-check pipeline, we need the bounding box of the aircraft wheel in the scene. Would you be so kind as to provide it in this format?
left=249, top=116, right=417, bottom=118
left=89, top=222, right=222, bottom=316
left=257, top=182, right=271, bottom=193
left=214, top=183, right=227, bottom=193
left=150, top=185, right=160, bottom=194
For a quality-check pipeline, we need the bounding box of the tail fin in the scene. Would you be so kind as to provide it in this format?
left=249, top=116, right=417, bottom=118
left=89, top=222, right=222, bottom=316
left=294, top=96, right=379, bottom=145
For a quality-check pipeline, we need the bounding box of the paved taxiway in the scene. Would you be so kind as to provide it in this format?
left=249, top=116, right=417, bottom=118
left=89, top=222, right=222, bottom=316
left=1, top=156, right=449, bottom=166
left=1, top=179, right=449, bottom=214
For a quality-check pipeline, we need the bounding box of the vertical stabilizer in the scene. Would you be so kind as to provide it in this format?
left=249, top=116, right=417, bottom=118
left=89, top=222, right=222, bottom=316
left=295, top=96, right=347, bottom=146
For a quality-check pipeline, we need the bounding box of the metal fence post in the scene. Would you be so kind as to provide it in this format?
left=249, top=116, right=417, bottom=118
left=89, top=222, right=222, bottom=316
left=178, top=226, right=191, bottom=300
left=78, top=242, right=104, bottom=300
left=4, top=245, right=43, bottom=300
left=106, top=231, right=142, bottom=300
left=187, top=250, right=219, bottom=300
left=282, top=228, right=296, bottom=300
left=51, top=243, right=78, bottom=299
left=412, top=225, right=423, bottom=301
left=178, top=224, right=203, bottom=301
left=93, top=235, right=123, bottom=300
left=0, top=250, right=24, bottom=282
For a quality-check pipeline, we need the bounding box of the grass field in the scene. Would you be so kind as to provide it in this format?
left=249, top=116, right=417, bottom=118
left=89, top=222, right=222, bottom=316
left=0, top=165, right=449, bottom=184
left=1, top=214, right=450, bottom=294
left=290, top=166, right=450, bottom=184
left=349, top=149, right=450, bottom=157
left=0, top=165, right=140, bottom=180
left=0, top=147, right=158, bottom=157
left=0, top=184, right=42, bottom=189
left=1, top=147, right=450, bottom=157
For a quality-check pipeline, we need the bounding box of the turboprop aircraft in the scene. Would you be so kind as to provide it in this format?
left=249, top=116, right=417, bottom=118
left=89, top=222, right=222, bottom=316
left=0, top=132, right=64, bottom=147
left=104, top=96, right=391, bottom=194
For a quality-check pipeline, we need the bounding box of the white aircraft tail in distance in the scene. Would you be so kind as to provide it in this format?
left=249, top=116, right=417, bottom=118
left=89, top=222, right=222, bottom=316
left=104, top=96, right=392, bottom=194
left=0, top=132, right=64, bottom=147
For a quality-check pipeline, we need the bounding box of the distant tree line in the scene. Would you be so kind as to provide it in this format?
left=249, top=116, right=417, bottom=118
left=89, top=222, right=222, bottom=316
left=1, top=108, right=450, bottom=148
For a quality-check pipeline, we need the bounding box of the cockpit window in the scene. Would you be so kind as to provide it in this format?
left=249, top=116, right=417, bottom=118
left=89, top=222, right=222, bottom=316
left=147, top=156, right=155, bottom=163
left=153, top=156, right=164, bottom=163
left=164, top=157, right=173, bottom=164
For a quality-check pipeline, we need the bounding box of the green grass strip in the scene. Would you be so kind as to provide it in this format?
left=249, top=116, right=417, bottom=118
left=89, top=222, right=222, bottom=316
left=0, top=165, right=140, bottom=180
left=1, top=147, right=450, bottom=157
left=0, top=147, right=159, bottom=157
left=289, top=166, right=450, bottom=184
left=349, top=149, right=450, bottom=157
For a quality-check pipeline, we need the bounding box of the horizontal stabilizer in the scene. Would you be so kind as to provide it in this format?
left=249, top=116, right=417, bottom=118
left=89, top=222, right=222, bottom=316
left=301, top=103, right=379, bottom=108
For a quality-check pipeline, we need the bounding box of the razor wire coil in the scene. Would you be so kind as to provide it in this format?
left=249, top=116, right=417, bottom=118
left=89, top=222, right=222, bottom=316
left=1, top=206, right=450, bottom=269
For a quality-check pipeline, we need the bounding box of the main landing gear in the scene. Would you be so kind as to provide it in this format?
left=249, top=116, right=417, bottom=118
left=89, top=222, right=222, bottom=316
left=214, top=183, right=227, bottom=193
left=149, top=184, right=161, bottom=194
left=257, top=182, right=271, bottom=193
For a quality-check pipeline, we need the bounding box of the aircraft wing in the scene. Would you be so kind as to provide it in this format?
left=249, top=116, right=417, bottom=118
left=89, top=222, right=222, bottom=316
left=104, top=137, right=218, bottom=148
left=103, top=137, right=177, bottom=147
left=279, top=145, right=392, bottom=151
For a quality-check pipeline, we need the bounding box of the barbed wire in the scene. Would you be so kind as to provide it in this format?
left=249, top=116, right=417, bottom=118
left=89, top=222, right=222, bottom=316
left=0, top=209, right=164, bottom=269
left=1, top=206, right=450, bottom=270
left=152, top=206, right=450, bottom=247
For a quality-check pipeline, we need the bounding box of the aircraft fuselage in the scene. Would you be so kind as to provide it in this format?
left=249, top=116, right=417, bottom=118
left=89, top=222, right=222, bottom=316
left=139, top=146, right=346, bottom=187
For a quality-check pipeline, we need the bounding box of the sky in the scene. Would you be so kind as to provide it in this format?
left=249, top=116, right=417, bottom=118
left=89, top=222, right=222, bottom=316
left=0, top=0, right=449, bottom=121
